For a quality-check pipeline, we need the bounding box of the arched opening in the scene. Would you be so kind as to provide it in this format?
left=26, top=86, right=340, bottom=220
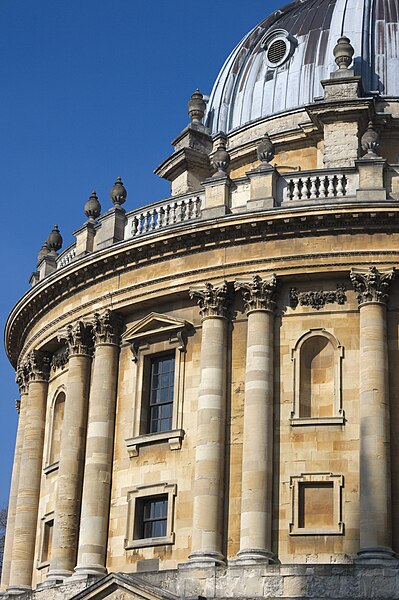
left=299, top=335, right=334, bottom=418
left=49, top=391, right=65, bottom=465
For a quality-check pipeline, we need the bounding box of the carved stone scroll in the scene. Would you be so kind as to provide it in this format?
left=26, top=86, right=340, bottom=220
left=290, top=283, right=347, bottom=310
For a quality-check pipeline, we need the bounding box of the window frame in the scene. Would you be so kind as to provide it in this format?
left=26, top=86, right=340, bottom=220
left=290, top=328, right=345, bottom=426
left=289, top=472, right=344, bottom=536
left=125, top=483, right=177, bottom=549
left=37, top=511, right=55, bottom=569
left=124, top=313, right=191, bottom=458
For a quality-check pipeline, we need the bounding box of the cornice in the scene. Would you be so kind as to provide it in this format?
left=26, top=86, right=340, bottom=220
left=5, top=203, right=399, bottom=368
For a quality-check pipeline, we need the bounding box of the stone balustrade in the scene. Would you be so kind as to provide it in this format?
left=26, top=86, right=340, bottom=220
left=283, top=170, right=358, bottom=202
left=130, top=194, right=202, bottom=237
left=57, top=245, right=77, bottom=270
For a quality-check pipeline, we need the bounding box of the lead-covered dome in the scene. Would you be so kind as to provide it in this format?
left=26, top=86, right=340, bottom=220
left=205, top=0, right=399, bottom=134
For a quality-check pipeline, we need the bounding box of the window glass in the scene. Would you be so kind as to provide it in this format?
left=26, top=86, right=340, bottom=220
left=148, top=355, right=175, bottom=433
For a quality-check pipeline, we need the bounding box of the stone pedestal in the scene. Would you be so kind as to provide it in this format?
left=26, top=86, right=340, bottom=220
left=74, top=311, right=122, bottom=579
left=8, top=352, right=50, bottom=595
left=47, top=322, right=93, bottom=582
left=202, top=174, right=231, bottom=219
left=350, top=267, right=397, bottom=564
left=74, top=222, right=96, bottom=256
left=96, top=206, right=126, bottom=249
left=1, top=377, right=28, bottom=591
left=188, top=283, right=232, bottom=565
left=235, top=275, right=277, bottom=563
left=246, top=165, right=278, bottom=210
left=37, top=254, right=57, bottom=281
left=356, top=158, right=387, bottom=201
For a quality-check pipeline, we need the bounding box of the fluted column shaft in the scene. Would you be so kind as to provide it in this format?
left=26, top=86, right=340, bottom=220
left=47, top=322, right=92, bottom=581
left=8, top=352, right=50, bottom=594
left=189, top=282, right=232, bottom=565
left=74, top=311, right=122, bottom=578
left=235, top=275, right=277, bottom=562
left=351, top=267, right=397, bottom=563
left=1, top=389, right=28, bottom=591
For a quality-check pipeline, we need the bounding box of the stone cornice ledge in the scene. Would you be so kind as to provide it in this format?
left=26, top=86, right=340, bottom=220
left=5, top=202, right=399, bottom=368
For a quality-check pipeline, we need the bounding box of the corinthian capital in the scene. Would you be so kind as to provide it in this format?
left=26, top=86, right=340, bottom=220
left=235, top=274, right=277, bottom=313
left=58, top=320, right=93, bottom=357
left=190, top=281, right=233, bottom=319
left=16, top=359, right=30, bottom=394
left=92, top=309, right=124, bottom=346
left=350, top=266, right=395, bottom=305
left=26, top=350, right=51, bottom=382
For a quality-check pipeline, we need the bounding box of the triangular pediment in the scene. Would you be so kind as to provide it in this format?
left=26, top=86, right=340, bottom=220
left=123, top=313, right=190, bottom=342
left=71, top=572, right=180, bottom=600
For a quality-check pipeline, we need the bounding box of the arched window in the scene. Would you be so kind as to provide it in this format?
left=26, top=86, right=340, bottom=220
left=291, top=329, right=344, bottom=425
left=48, top=391, right=65, bottom=467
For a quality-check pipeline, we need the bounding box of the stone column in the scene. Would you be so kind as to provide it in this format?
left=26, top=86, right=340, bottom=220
left=1, top=364, right=29, bottom=592
left=8, top=351, right=51, bottom=595
left=351, top=267, right=397, bottom=564
left=235, top=275, right=277, bottom=563
left=188, top=282, right=233, bottom=565
left=74, top=310, right=123, bottom=579
left=47, top=321, right=93, bottom=582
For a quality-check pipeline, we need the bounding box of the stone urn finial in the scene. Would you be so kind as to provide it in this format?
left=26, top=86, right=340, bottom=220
left=110, top=177, right=127, bottom=207
left=333, top=36, right=355, bottom=70
left=257, top=133, right=275, bottom=164
left=211, top=135, right=230, bottom=176
left=188, top=89, right=206, bottom=124
left=361, top=122, right=380, bottom=157
left=46, top=225, right=63, bottom=254
left=84, top=190, right=102, bottom=223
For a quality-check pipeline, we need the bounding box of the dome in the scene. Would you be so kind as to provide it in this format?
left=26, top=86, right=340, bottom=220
left=205, top=0, right=399, bottom=134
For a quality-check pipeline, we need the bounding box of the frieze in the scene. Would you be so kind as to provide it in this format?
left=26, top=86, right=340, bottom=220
left=190, top=281, right=234, bottom=319
left=290, top=284, right=347, bottom=310
left=6, top=207, right=399, bottom=366
left=350, top=266, right=395, bottom=305
left=235, top=274, right=278, bottom=313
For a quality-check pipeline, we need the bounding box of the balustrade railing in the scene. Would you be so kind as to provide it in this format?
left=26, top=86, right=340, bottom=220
left=285, top=173, right=349, bottom=201
left=56, top=245, right=76, bottom=269
left=130, top=195, right=202, bottom=237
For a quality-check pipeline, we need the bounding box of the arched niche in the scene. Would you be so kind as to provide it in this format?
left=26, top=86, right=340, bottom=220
left=44, top=386, right=66, bottom=474
left=290, top=328, right=344, bottom=426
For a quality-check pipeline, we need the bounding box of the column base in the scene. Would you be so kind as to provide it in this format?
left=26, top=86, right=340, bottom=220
left=6, top=585, right=31, bottom=596
left=355, top=546, right=398, bottom=566
left=72, top=564, right=107, bottom=581
left=46, top=568, right=73, bottom=583
left=186, top=551, right=226, bottom=567
left=236, top=548, right=277, bottom=564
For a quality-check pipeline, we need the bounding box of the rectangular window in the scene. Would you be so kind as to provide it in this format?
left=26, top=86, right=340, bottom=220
left=37, top=513, right=54, bottom=569
left=138, top=495, right=168, bottom=539
left=148, top=355, right=175, bottom=433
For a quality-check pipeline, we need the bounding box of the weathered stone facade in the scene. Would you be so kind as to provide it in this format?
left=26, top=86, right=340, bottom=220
left=3, top=0, right=399, bottom=598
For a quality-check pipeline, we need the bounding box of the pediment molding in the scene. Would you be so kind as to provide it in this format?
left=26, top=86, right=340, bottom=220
left=123, top=312, right=191, bottom=343
left=71, top=573, right=180, bottom=600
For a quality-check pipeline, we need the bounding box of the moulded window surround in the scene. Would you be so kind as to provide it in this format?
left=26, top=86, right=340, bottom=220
left=289, top=472, right=344, bottom=535
left=44, top=387, right=66, bottom=474
left=37, top=512, right=54, bottom=569
left=290, top=328, right=345, bottom=426
left=125, top=483, right=177, bottom=549
left=124, top=313, right=190, bottom=458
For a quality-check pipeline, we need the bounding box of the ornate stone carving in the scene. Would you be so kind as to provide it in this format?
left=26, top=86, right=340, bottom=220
left=92, top=309, right=124, bottom=346
left=26, top=350, right=51, bottom=382
left=188, top=89, right=206, bottom=123
left=15, top=399, right=21, bottom=414
left=350, top=266, right=395, bottom=305
left=333, top=36, right=354, bottom=71
left=235, top=274, right=278, bottom=313
left=257, top=134, right=275, bottom=164
left=190, top=281, right=233, bottom=319
left=58, top=320, right=93, bottom=356
left=51, top=348, right=69, bottom=371
left=16, top=359, right=30, bottom=394
left=361, top=122, right=380, bottom=157
left=290, top=284, right=347, bottom=310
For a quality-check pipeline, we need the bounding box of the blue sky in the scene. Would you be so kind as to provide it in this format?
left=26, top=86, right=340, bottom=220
left=0, top=0, right=282, bottom=504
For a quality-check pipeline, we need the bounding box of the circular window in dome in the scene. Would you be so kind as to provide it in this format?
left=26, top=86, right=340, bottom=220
left=262, top=29, right=294, bottom=69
